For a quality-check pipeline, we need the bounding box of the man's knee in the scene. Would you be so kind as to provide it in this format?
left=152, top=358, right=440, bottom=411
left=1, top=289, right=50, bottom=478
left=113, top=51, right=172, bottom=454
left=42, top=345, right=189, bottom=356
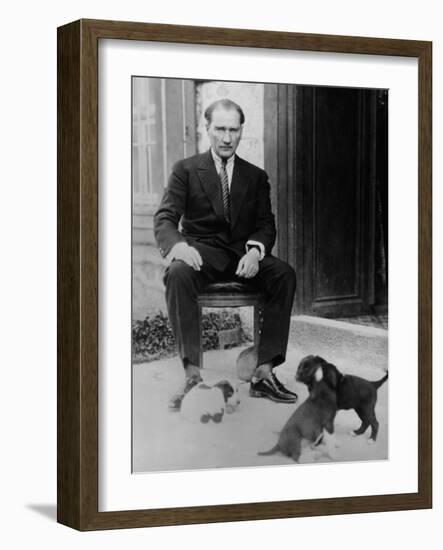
left=163, top=260, right=200, bottom=289
left=267, top=257, right=296, bottom=288
left=282, top=262, right=296, bottom=288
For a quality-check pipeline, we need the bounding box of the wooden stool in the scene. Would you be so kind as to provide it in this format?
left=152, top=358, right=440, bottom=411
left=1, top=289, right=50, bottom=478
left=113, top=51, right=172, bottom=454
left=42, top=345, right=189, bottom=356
left=197, top=281, right=264, bottom=369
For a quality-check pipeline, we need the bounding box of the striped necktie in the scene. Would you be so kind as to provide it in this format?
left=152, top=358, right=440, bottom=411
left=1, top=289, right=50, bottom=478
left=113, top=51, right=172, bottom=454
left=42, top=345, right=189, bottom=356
left=219, top=158, right=231, bottom=224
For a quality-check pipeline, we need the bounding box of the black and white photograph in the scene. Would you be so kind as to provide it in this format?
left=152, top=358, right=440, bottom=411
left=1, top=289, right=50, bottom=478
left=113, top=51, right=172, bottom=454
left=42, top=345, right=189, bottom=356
left=131, top=76, right=389, bottom=472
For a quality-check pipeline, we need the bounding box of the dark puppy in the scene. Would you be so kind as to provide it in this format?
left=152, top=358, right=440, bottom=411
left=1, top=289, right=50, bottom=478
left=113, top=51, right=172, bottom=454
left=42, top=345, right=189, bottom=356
left=258, top=365, right=338, bottom=462
left=296, top=355, right=388, bottom=443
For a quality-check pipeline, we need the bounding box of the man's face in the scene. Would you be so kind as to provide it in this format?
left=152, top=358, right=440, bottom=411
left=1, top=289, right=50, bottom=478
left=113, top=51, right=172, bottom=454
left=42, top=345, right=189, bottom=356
left=206, top=107, right=243, bottom=160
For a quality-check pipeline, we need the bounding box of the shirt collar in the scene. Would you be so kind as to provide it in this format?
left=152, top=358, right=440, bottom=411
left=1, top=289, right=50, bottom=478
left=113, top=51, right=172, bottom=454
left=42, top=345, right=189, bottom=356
left=210, top=148, right=235, bottom=168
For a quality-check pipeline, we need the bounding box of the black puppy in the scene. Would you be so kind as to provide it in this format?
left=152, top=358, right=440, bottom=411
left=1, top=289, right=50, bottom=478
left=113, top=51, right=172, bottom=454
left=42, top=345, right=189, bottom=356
left=258, top=365, right=338, bottom=462
left=296, top=355, right=388, bottom=443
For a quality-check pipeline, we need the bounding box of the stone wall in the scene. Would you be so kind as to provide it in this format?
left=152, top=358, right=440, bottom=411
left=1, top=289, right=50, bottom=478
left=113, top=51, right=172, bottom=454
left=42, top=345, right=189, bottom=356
left=132, top=80, right=266, bottom=322
left=196, top=80, right=264, bottom=166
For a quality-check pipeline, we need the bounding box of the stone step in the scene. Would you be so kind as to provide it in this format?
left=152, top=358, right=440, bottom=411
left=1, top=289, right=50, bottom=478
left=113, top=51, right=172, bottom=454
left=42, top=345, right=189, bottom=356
left=289, top=315, right=388, bottom=372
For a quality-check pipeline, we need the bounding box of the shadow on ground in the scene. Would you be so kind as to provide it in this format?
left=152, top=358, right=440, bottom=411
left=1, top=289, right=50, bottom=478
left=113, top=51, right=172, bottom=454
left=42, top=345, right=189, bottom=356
left=26, top=504, right=57, bottom=522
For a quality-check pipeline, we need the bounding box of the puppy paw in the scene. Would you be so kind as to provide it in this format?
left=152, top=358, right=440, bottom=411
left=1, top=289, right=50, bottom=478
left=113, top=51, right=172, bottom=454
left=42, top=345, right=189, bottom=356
left=226, top=403, right=238, bottom=414
left=367, top=438, right=376, bottom=446
left=349, top=430, right=358, bottom=437
left=212, top=412, right=224, bottom=423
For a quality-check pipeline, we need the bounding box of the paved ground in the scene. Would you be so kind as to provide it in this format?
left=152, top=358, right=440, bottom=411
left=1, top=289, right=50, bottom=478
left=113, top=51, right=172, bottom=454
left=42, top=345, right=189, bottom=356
left=133, top=341, right=388, bottom=473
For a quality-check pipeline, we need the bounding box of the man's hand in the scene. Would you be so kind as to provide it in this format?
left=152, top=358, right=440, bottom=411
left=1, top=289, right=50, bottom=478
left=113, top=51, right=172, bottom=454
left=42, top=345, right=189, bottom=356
left=236, top=248, right=260, bottom=278
left=169, top=242, right=203, bottom=271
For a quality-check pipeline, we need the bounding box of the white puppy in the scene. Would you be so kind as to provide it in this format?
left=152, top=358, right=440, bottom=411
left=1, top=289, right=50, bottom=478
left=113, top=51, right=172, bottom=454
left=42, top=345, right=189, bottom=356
left=180, top=380, right=240, bottom=424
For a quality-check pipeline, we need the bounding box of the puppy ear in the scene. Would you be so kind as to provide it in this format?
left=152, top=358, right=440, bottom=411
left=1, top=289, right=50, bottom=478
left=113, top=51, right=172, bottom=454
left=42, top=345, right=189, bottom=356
left=314, top=366, right=324, bottom=382
left=214, top=380, right=234, bottom=401
left=323, top=363, right=340, bottom=389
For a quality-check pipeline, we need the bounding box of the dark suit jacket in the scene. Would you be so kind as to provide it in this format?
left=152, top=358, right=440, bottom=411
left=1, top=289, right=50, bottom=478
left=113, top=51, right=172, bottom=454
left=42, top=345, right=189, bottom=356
left=154, top=149, right=276, bottom=271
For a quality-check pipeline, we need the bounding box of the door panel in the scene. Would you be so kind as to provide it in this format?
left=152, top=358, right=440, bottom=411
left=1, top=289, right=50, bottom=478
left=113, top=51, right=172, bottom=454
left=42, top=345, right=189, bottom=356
left=294, top=86, right=377, bottom=316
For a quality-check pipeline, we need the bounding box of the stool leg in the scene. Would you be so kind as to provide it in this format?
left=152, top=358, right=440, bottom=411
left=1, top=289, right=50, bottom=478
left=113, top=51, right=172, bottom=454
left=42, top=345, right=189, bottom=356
left=254, top=301, right=260, bottom=347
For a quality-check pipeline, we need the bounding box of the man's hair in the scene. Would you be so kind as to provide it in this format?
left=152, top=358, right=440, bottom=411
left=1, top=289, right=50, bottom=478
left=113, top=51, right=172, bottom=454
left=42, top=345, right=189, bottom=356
left=204, top=99, right=245, bottom=125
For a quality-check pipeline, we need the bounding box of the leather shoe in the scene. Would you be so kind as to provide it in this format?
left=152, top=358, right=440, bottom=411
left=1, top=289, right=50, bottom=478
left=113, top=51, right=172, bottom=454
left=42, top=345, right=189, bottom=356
left=169, top=374, right=202, bottom=410
left=249, top=374, right=298, bottom=404
left=268, top=371, right=299, bottom=398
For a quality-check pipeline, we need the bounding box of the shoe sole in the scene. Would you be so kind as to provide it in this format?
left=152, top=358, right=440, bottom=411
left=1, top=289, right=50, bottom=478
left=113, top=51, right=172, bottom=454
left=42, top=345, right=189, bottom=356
left=272, top=385, right=299, bottom=399
left=249, top=388, right=297, bottom=404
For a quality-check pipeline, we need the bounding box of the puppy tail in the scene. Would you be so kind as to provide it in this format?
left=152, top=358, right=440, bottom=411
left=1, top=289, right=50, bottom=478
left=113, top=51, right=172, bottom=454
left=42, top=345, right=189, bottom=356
left=372, top=372, right=389, bottom=390
left=258, top=444, right=280, bottom=456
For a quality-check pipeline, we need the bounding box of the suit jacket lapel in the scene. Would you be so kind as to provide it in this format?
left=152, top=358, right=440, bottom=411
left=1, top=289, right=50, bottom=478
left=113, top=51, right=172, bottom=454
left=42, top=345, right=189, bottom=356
left=229, top=155, right=249, bottom=229
left=196, top=150, right=225, bottom=221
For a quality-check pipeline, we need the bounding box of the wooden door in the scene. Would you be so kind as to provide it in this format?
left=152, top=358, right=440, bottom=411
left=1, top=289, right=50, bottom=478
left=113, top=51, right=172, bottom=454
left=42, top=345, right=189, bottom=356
left=277, top=85, right=379, bottom=317
left=295, top=86, right=377, bottom=316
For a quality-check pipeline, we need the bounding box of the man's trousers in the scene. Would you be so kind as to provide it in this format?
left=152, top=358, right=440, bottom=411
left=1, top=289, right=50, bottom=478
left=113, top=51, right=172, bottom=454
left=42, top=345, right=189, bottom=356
left=163, top=255, right=296, bottom=369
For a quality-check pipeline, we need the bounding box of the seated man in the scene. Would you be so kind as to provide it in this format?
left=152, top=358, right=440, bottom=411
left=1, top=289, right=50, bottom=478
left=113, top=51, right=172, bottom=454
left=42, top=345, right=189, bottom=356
left=154, top=98, right=297, bottom=409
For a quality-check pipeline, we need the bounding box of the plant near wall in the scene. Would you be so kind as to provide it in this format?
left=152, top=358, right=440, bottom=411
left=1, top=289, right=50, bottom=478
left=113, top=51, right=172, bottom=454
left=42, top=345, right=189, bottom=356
left=132, top=310, right=245, bottom=362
